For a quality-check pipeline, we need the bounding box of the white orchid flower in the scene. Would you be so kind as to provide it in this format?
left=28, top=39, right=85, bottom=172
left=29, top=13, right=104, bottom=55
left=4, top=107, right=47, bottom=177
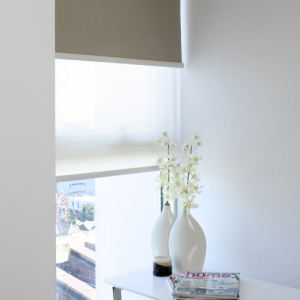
left=155, top=131, right=203, bottom=209
left=181, top=142, right=189, bottom=152
left=161, top=140, right=170, bottom=147
left=159, top=160, right=172, bottom=169
left=176, top=163, right=188, bottom=174
left=189, top=152, right=203, bottom=165
left=188, top=182, right=203, bottom=194
left=170, top=169, right=180, bottom=179
left=186, top=161, right=195, bottom=169
left=155, top=172, right=169, bottom=186
left=193, top=133, right=200, bottom=140
left=178, top=185, right=194, bottom=200
left=163, top=186, right=177, bottom=201
left=155, top=157, right=163, bottom=166
left=155, top=138, right=162, bottom=144
left=167, top=154, right=178, bottom=166
left=191, top=172, right=201, bottom=182
left=181, top=198, right=199, bottom=210
left=172, top=177, right=185, bottom=191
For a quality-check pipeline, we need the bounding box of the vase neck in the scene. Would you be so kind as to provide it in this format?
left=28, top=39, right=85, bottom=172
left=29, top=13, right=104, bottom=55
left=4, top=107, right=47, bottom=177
left=162, top=205, right=176, bottom=218
left=163, top=205, right=172, bottom=212
left=180, top=206, right=190, bottom=216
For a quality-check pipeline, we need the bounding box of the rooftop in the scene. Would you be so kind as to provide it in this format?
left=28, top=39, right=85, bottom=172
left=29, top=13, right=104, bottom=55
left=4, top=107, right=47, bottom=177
left=56, top=267, right=95, bottom=300
left=70, top=245, right=96, bottom=262
left=68, top=194, right=95, bottom=203
left=56, top=221, right=79, bottom=236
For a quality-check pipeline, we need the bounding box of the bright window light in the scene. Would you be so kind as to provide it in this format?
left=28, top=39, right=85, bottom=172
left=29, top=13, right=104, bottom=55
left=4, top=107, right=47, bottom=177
left=55, top=60, right=179, bottom=177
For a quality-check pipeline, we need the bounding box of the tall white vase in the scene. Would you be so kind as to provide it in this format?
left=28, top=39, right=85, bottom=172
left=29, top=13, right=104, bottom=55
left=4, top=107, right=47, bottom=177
left=169, top=207, right=206, bottom=273
left=151, top=205, right=176, bottom=257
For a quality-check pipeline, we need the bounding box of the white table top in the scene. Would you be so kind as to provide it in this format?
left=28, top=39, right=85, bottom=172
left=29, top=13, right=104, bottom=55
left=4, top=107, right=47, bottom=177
left=104, top=267, right=300, bottom=300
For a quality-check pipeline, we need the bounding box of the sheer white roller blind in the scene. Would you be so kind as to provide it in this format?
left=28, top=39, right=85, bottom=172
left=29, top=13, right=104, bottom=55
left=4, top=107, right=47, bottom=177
left=56, top=0, right=182, bottom=67
left=55, top=59, right=179, bottom=179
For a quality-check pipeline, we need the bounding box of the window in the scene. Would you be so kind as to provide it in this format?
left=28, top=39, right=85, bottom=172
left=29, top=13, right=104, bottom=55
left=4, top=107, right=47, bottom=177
left=56, top=179, right=96, bottom=296
left=59, top=206, right=66, bottom=216
left=55, top=59, right=179, bottom=179
left=55, top=59, right=178, bottom=300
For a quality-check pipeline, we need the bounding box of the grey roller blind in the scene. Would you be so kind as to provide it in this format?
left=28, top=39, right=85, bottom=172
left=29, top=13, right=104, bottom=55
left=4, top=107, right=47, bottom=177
left=56, top=0, right=182, bottom=66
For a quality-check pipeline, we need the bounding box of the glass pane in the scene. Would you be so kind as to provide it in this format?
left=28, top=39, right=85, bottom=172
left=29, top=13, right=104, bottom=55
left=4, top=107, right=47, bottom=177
left=56, top=171, right=160, bottom=300
left=56, top=60, right=177, bottom=137
left=56, top=179, right=96, bottom=299
left=55, top=59, right=179, bottom=177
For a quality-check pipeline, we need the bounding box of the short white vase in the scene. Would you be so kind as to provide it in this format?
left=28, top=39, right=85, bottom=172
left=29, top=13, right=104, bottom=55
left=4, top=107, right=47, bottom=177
left=151, top=205, right=176, bottom=257
left=169, top=207, right=206, bottom=272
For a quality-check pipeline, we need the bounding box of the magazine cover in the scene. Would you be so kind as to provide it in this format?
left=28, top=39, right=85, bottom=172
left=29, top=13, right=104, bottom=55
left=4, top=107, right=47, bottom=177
left=173, top=272, right=240, bottom=299
left=167, top=273, right=182, bottom=291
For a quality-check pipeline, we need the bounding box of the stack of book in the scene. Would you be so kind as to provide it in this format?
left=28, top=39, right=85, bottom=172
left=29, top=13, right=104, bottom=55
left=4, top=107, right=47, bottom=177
left=167, top=271, right=240, bottom=300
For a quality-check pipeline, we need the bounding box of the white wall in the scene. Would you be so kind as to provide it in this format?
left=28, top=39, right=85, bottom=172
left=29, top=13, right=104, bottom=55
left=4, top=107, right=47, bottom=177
left=96, top=172, right=160, bottom=300
left=0, top=0, right=55, bottom=299
left=181, top=0, right=300, bottom=289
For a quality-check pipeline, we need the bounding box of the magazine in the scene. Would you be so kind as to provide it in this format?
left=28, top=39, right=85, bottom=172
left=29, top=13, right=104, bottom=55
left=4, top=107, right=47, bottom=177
left=167, top=273, right=182, bottom=291
left=172, top=272, right=240, bottom=299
